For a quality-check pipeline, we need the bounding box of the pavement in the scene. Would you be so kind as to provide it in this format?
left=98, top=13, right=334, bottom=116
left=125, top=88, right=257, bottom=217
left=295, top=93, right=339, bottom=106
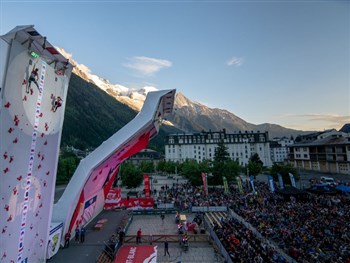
left=51, top=174, right=223, bottom=263
left=49, top=209, right=130, bottom=263
left=48, top=210, right=223, bottom=263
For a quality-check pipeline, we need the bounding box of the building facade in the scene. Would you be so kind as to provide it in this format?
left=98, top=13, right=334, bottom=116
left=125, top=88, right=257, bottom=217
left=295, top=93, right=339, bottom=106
left=165, top=129, right=272, bottom=167
left=288, top=130, right=350, bottom=175
left=270, top=137, right=294, bottom=163
left=127, top=148, right=162, bottom=167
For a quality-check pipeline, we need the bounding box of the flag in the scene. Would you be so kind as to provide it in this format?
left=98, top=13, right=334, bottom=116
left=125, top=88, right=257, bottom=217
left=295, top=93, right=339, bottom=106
left=143, top=174, right=150, bottom=198
left=223, top=176, right=228, bottom=194
left=201, top=172, right=208, bottom=195
left=249, top=176, right=256, bottom=193
left=268, top=175, right=275, bottom=192
left=289, top=173, right=296, bottom=187
left=278, top=173, right=284, bottom=189
left=237, top=177, right=244, bottom=193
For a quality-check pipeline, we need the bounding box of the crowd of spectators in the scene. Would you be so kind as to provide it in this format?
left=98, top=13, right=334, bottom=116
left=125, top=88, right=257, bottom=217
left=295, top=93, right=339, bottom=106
left=230, top=182, right=350, bottom=262
left=216, top=217, right=286, bottom=262
left=154, top=178, right=350, bottom=262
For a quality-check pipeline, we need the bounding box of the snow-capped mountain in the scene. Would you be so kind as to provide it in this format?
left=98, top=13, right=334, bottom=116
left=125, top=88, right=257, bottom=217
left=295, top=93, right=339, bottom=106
left=57, top=48, right=152, bottom=111
left=57, top=48, right=310, bottom=138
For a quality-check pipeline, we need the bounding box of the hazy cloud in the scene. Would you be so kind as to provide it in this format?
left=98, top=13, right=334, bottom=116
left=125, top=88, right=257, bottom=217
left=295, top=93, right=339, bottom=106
left=285, top=113, right=348, bottom=123
left=227, top=57, right=244, bottom=67
left=124, top=56, right=172, bottom=77
left=280, top=113, right=349, bottom=130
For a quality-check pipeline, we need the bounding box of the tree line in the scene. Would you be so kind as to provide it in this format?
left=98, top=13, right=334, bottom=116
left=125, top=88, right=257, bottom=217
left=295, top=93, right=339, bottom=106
left=57, top=139, right=299, bottom=189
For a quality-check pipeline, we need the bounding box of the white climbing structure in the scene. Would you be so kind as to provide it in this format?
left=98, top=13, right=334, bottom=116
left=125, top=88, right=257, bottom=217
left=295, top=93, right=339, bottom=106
left=0, top=25, right=73, bottom=263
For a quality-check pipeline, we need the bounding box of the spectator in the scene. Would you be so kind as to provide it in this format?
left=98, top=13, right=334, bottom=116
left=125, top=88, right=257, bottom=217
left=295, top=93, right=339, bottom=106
left=136, top=228, right=142, bottom=244
left=164, top=239, right=170, bottom=256
left=80, top=226, right=86, bottom=243
left=75, top=227, right=80, bottom=242
left=64, top=231, right=71, bottom=248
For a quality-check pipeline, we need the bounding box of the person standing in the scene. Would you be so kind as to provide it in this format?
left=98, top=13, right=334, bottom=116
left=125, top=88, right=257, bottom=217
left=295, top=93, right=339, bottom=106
left=64, top=231, right=71, bottom=248
left=119, top=229, right=125, bottom=245
left=164, top=239, right=170, bottom=256
left=80, top=226, right=86, bottom=243
left=136, top=228, right=142, bottom=244
left=75, top=227, right=80, bottom=242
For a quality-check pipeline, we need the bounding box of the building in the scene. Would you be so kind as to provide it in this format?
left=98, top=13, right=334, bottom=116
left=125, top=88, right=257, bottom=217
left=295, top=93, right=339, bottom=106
left=288, top=129, right=350, bottom=174
left=165, top=129, right=272, bottom=167
left=127, top=148, right=162, bottom=167
left=270, top=137, right=294, bottom=163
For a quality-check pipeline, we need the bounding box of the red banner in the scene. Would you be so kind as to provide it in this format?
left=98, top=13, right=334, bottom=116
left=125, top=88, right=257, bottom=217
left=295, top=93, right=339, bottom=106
left=201, top=172, right=208, bottom=195
left=144, top=174, right=150, bottom=198
left=104, top=197, right=154, bottom=210
left=105, top=188, right=121, bottom=202
left=114, top=245, right=157, bottom=263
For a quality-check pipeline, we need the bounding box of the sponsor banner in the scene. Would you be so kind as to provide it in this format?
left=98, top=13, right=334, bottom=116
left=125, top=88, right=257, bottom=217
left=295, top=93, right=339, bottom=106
left=104, top=198, right=154, bottom=210
left=47, top=222, right=63, bottom=259
left=144, top=174, right=150, bottom=198
left=82, top=195, right=97, bottom=225
left=237, top=177, right=244, bottom=193
left=201, top=172, right=208, bottom=195
left=105, top=188, right=121, bottom=204
left=268, top=175, right=275, bottom=193
left=249, top=176, right=256, bottom=193
left=289, top=173, right=296, bottom=187
left=223, top=176, right=229, bottom=194
left=114, top=245, right=157, bottom=263
left=278, top=173, right=284, bottom=189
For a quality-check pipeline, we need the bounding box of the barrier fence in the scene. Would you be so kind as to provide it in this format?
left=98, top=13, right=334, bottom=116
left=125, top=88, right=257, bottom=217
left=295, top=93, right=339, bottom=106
left=191, top=206, right=228, bottom=212
left=228, top=209, right=297, bottom=263
left=204, top=217, right=233, bottom=263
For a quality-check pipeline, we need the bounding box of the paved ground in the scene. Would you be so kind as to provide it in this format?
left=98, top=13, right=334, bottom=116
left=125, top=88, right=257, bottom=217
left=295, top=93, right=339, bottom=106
left=49, top=210, right=223, bottom=263
left=126, top=213, right=223, bottom=263
left=49, top=209, right=130, bottom=263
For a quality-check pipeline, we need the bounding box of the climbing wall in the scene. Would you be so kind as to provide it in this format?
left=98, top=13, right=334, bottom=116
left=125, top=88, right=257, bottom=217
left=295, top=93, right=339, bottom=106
left=0, top=39, right=69, bottom=262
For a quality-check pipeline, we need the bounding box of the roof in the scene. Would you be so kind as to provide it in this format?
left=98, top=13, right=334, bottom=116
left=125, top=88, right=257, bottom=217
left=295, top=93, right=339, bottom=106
left=292, top=134, right=350, bottom=147
left=1, top=25, right=73, bottom=78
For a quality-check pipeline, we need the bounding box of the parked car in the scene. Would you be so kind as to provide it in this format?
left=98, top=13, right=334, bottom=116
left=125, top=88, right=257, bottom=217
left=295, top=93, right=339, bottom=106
left=320, top=177, right=338, bottom=186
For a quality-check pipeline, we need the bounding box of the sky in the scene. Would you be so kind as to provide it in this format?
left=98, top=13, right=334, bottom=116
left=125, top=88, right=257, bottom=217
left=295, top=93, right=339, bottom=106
left=1, top=0, right=349, bottom=131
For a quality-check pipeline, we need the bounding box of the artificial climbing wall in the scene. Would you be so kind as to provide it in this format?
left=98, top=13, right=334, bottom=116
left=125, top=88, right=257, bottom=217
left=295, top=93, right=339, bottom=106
left=0, top=39, right=69, bottom=263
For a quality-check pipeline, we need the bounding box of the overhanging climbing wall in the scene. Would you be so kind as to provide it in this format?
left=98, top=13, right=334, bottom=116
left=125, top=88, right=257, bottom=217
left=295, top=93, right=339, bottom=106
left=53, top=88, right=176, bottom=246
left=0, top=26, right=73, bottom=263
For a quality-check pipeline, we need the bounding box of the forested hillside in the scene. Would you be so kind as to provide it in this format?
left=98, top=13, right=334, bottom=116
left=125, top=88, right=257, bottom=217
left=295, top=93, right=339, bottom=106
left=61, top=73, right=181, bottom=153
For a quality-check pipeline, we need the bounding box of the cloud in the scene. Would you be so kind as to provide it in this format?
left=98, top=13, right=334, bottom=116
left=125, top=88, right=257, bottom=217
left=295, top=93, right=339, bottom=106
left=226, top=57, right=244, bottom=67
left=285, top=113, right=349, bottom=123
left=124, top=56, right=172, bottom=77
left=279, top=113, right=350, bottom=131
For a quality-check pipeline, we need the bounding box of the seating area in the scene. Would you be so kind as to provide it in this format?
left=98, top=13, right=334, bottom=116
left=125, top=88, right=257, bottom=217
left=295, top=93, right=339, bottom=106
left=205, top=211, right=227, bottom=228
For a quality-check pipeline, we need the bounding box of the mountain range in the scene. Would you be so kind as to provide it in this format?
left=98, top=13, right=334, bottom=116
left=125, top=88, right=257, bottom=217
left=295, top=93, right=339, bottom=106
left=59, top=48, right=313, bottom=151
